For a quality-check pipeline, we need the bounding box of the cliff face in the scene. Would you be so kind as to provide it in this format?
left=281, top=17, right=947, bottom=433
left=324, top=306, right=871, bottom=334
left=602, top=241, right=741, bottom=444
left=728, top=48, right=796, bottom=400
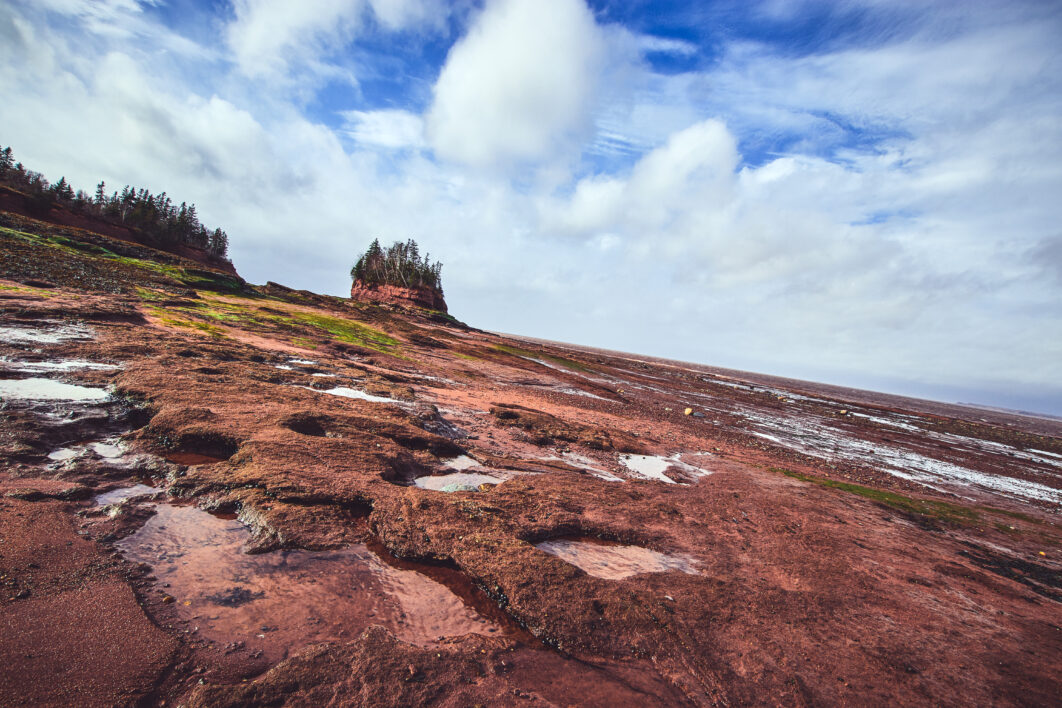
left=350, top=280, right=447, bottom=312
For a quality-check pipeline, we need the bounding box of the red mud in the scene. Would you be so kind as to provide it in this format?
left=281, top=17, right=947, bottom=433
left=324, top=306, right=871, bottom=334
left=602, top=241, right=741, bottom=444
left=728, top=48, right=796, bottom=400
left=0, top=499, right=177, bottom=707
left=1, top=214, right=1061, bottom=706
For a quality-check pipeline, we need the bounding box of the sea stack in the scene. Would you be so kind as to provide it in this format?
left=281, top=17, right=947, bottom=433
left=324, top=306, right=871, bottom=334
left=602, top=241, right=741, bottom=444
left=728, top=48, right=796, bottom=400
left=349, top=238, right=447, bottom=312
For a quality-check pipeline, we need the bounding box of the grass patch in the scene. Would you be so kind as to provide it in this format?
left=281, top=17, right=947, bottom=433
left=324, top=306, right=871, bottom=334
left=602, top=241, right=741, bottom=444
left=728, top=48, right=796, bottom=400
left=417, top=308, right=461, bottom=324
left=134, top=287, right=175, bottom=303
left=143, top=294, right=398, bottom=355
left=0, top=225, right=48, bottom=244
left=491, top=344, right=592, bottom=372
left=178, top=269, right=245, bottom=293
left=0, top=283, right=56, bottom=298
left=146, top=305, right=228, bottom=338
left=50, top=235, right=115, bottom=257
left=111, top=257, right=242, bottom=292
left=978, top=505, right=1044, bottom=524
left=773, top=467, right=980, bottom=525
left=290, top=311, right=398, bottom=352
left=184, top=301, right=255, bottom=324
left=173, top=295, right=290, bottom=330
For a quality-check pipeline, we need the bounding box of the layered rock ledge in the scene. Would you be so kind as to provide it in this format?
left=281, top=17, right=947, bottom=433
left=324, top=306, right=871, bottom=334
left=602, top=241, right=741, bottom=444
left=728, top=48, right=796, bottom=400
left=350, top=280, right=447, bottom=312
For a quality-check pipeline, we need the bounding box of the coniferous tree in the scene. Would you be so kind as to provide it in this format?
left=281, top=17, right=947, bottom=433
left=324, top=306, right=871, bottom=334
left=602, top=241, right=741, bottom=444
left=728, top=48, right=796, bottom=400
left=72, top=190, right=89, bottom=213
left=350, top=238, right=443, bottom=294
left=208, top=228, right=228, bottom=257
left=52, top=176, right=74, bottom=202
left=0, top=145, right=231, bottom=261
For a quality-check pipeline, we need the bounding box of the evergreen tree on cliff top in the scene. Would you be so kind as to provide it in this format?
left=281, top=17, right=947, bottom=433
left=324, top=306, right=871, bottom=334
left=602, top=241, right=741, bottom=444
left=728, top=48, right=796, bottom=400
left=351, top=238, right=443, bottom=294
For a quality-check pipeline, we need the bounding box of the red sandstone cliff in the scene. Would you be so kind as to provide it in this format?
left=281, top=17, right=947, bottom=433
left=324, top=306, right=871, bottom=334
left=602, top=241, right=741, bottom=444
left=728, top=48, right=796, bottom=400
left=350, top=280, right=447, bottom=312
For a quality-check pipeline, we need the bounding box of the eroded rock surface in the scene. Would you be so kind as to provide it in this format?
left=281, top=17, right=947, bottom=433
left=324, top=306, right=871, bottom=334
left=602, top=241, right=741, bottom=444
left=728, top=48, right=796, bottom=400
left=350, top=280, right=447, bottom=312
left=1, top=218, right=1061, bottom=706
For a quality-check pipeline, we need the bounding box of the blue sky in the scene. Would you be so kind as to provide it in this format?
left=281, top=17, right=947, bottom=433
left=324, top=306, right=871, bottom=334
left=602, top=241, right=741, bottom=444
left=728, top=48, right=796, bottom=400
left=2, top=0, right=1061, bottom=415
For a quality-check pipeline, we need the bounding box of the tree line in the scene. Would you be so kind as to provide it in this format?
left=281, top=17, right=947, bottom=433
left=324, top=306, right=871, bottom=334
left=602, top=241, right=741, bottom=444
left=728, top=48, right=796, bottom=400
left=351, top=238, right=443, bottom=293
left=0, top=144, right=229, bottom=261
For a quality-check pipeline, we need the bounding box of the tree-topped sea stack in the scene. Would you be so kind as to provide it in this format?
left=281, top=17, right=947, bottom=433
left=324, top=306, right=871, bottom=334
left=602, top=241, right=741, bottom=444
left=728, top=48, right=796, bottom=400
left=350, top=238, right=447, bottom=312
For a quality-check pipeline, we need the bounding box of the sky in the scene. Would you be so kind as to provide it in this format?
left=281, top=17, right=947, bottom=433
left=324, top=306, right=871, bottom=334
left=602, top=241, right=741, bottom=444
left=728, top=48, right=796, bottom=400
left=2, top=0, right=1061, bottom=415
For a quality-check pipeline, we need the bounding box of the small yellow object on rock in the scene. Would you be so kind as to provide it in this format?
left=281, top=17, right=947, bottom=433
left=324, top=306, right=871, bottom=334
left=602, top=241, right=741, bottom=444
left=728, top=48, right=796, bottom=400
left=684, top=407, right=693, bottom=416
left=1040, top=551, right=1047, bottom=556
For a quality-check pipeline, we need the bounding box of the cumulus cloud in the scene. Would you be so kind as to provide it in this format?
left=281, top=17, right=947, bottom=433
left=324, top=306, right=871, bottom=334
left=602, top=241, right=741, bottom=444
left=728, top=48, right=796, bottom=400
left=426, top=0, right=607, bottom=168
left=226, top=0, right=444, bottom=82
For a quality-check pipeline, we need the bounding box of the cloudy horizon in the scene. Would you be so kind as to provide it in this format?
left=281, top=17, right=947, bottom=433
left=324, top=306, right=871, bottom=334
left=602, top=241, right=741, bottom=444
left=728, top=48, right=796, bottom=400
left=2, top=0, right=1060, bottom=415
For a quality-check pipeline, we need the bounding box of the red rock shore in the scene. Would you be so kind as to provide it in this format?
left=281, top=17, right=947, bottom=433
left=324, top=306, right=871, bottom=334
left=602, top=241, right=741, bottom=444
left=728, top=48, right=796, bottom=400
left=1, top=211, right=1060, bottom=707
left=350, top=280, right=447, bottom=312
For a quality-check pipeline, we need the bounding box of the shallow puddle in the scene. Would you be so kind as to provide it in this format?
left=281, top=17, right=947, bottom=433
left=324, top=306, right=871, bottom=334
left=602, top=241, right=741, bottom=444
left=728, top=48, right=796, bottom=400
left=0, top=378, right=110, bottom=402
left=560, top=452, right=625, bottom=482
left=307, top=386, right=401, bottom=404
left=95, top=484, right=163, bottom=506
left=415, top=472, right=503, bottom=492
left=116, top=504, right=502, bottom=662
left=536, top=538, right=700, bottom=579
left=619, top=454, right=677, bottom=483
left=0, top=323, right=93, bottom=345
left=441, top=455, right=480, bottom=471
left=3, top=359, right=122, bottom=373
left=48, top=447, right=82, bottom=462
left=618, top=453, right=711, bottom=484
left=538, top=452, right=625, bottom=482
left=89, top=441, right=124, bottom=458
left=736, top=406, right=1062, bottom=504
left=556, top=387, right=612, bottom=401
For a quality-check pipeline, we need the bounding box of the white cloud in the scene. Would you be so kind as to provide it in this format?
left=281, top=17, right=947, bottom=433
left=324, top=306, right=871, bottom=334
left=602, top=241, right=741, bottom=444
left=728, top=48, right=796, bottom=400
left=426, top=0, right=607, bottom=168
left=226, top=0, right=444, bottom=82
left=227, top=0, right=362, bottom=79
left=31, top=0, right=149, bottom=34
left=13, top=0, right=203, bottom=54
left=635, top=35, right=698, bottom=56
left=342, top=109, right=425, bottom=150
left=367, top=0, right=443, bottom=31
